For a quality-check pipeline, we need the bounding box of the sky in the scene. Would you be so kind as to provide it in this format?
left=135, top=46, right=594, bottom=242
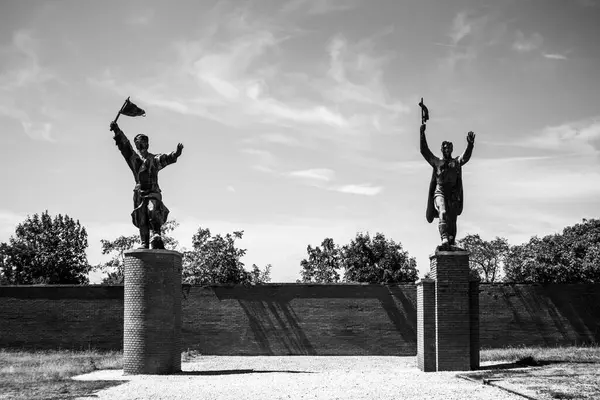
left=1, top=0, right=599, bottom=283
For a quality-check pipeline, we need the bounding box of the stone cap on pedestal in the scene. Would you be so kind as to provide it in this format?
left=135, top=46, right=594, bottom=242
left=416, top=278, right=435, bottom=286
left=125, top=249, right=183, bottom=256
left=429, top=250, right=470, bottom=259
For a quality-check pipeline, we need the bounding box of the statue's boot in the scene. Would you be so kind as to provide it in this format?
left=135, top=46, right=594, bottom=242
left=139, top=228, right=150, bottom=249
left=439, top=221, right=449, bottom=249
left=150, top=230, right=165, bottom=250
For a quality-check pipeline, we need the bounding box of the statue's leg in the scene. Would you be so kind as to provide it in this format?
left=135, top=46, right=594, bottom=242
left=139, top=226, right=150, bottom=249
left=147, top=199, right=165, bottom=250
left=138, top=201, right=150, bottom=249
left=434, top=195, right=449, bottom=246
left=132, top=192, right=150, bottom=249
left=448, top=212, right=457, bottom=245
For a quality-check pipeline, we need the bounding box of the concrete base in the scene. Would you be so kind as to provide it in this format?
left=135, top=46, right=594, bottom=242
left=123, top=249, right=182, bottom=374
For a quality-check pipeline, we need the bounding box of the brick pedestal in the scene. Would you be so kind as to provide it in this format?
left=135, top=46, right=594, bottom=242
left=417, top=250, right=479, bottom=372
left=123, top=249, right=182, bottom=374
left=417, top=279, right=436, bottom=372
left=469, top=281, right=480, bottom=370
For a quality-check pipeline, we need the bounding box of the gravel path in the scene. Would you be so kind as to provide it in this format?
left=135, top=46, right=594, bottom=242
left=73, top=356, right=524, bottom=400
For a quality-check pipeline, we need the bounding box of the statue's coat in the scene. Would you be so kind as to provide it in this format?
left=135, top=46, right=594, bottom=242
left=425, top=159, right=464, bottom=223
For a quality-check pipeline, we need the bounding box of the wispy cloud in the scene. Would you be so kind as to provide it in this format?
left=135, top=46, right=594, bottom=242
left=280, top=0, right=359, bottom=15
left=0, top=31, right=56, bottom=89
left=126, top=9, right=155, bottom=25
left=0, top=31, right=57, bottom=141
left=333, top=184, right=382, bottom=196
left=543, top=53, right=568, bottom=60
left=256, top=162, right=382, bottom=197
left=438, top=11, right=489, bottom=72
left=512, top=31, right=543, bottom=53
left=325, top=33, right=408, bottom=113
left=0, top=103, right=54, bottom=142
left=438, top=50, right=477, bottom=72
left=522, top=118, right=600, bottom=154
left=172, top=8, right=353, bottom=129
left=288, top=168, right=335, bottom=182
left=449, top=11, right=473, bottom=45
left=22, top=121, right=54, bottom=142
left=509, top=170, right=600, bottom=200
left=259, top=133, right=301, bottom=146
left=91, top=3, right=407, bottom=140
left=240, top=147, right=279, bottom=172
left=375, top=159, right=430, bottom=174
left=118, top=9, right=349, bottom=129
left=469, top=155, right=600, bottom=209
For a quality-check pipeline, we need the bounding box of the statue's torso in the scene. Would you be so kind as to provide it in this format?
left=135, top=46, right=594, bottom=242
left=132, top=154, right=161, bottom=195
left=434, top=158, right=460, bottom=196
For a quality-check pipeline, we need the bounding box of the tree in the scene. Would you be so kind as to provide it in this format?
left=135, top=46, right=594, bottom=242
left=182, top=227, right=271, bottom=285
left=457, top=234, right=509, bottom=282
left=249, top=263, right=273, bottom=284
left=299, top=238, right=342, bottom=283
left=95, top=220, right=180, bottom=284
left=0, top=211, right=90, bottom=284
left=342, top=232, right=418, bottom=283
left=504, top=219, right=600, bottom=283
left=504, top=235, right=572, bottom=283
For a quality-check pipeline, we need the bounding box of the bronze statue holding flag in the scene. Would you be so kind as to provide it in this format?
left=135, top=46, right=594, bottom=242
left=109, top=98, right=184, bottom=249
left=419, top=98, right=475, bottom=250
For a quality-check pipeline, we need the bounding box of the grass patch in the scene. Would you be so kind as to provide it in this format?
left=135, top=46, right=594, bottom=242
left=181, top=349, right=203, bottom=362
left=0, top=349, right=123, bottom=400
left=470, top=345, right=600, bottom=400
left=481, top=343, right=600, bottom=364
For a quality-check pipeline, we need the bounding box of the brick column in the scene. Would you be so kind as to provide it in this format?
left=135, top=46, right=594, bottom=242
left=469, top=281, right=480, bottom=370
left=416, top=278, right=436, bottom=372
left=430, top=250, right=471, bottom=371
left=123, top=249, right=182, bottom=374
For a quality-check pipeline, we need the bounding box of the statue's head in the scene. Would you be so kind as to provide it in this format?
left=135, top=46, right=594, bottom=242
left=134, top=134, right=149, bottom=153
left=441, top=141, right=453, bottom=159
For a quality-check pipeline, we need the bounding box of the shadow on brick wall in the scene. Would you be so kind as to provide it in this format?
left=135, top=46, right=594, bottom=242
left=3, top=283, right=598, bottom=353
left=181, top=284, right=417, bottom=356
left=480, top=284, right=600, bottom=347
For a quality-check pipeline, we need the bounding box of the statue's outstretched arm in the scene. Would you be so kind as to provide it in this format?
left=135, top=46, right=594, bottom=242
left=110, top=122, right=135, bottom=162
left=157, top=143, right=184, bottom=169
left=459, top=131, right=475, bottom=165
left=420, top=124, right=438, bottom=167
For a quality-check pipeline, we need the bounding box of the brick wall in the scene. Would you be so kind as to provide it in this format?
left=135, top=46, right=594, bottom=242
left=479, top=283, right=600, bottom=347
left=0, top=285, right=123, bottom=350
left=1, top=283, right=599, bottom=353
left=181, top=284, right=417, bottom=355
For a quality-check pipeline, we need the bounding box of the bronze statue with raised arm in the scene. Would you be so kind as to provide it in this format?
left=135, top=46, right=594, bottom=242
left=420, top=121, right=475, bottom=250
left=109, top=121, right=184, bottom=249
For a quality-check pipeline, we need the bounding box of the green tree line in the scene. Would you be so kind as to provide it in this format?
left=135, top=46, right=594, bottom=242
left=0, top=211, right=271, bottom=285
left=299, top=233, right=418, bottom=283
left=1, top=211, right=599, bottom=285
left=459, top=218, right=600, bottom=283
left=300, top=219, right=600, bottom=284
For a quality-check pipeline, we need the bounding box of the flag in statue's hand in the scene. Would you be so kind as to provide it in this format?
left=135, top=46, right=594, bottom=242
left=113, top=97, right=146, bottom=123
left=120, top=98, right=146, bottom=117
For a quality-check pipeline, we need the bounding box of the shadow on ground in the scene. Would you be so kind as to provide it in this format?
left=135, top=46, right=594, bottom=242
left=478, top=359, right=558, bottom=371
left=176, top=369, right=313, bottom=376
left=1, top=380, right=127, bottom=400
left=478, top=357, right=599, bottom=371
